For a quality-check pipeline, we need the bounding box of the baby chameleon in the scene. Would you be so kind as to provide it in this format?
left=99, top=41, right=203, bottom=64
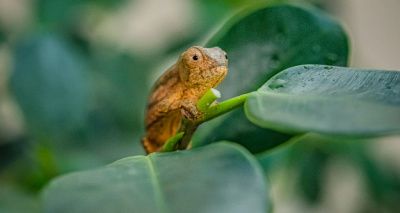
left=142, top=46, right=228, bottom=153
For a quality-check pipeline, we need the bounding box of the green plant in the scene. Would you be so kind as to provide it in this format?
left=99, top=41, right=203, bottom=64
left=38, top=3, right=400, bottom=213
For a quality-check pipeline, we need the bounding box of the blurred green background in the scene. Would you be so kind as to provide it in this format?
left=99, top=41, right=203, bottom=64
left=0, top=0, right=399, bottom=212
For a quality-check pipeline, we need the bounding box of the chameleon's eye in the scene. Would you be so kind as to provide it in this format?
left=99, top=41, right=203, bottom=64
left=182, top=47, right=203, bottom=67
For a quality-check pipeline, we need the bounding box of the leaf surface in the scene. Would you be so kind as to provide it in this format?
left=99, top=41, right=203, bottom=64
left=43, top=142, right=269, bottom=213
left=246, top=65, right=400, bottom=136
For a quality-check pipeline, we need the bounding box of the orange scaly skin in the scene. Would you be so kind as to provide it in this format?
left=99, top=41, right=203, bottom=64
left=142, top=46, right=228, bottom=153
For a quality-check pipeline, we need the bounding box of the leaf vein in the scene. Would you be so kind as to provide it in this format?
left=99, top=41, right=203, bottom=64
left=146, top=156, right=168, bottom=213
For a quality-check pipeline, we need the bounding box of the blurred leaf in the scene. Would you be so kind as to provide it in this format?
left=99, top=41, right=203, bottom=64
left=89, top=50, right=148, bottom=133
left=245, top=65, right=400, bottom=136
left=258, top=133, right=400, bottom=209
left=0, top=137, right=27, bottom=171
left=0, top=30, right=5, bottom=44
left=348, top=144, right=400, bottom=210
left=200, top=0, right=262, bottom=8
left=36, top=0, right=85, bottom=26
left=36, top=0, right=127, bottom=27
left=87, top=0, right=129, bottom=8
left=195, top=0, right=284, bottom=27
left=256, top=134, right=361, bottom=204
left=194, top=108, right=291, bottom=153
left=195, top=0, right=244, bottom=25
left=207, top=4, right=348, bottom=98
left=195, top=4, right=349, bottom=152
left=10, top=33, right=88, bottom=141
left=296, top=147, right=329, bottom=203
left=0, top=183, right=40, bottom=213
left=43, top=142, right=269, bottom=213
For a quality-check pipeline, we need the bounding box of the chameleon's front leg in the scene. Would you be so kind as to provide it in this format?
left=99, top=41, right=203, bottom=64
left=180, top=99, right=203, bottom=121
left=177, top=99, right=202, bottom=150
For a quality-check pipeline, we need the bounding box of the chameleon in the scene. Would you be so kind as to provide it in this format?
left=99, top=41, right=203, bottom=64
left=142, top=46, right=228, bottom=153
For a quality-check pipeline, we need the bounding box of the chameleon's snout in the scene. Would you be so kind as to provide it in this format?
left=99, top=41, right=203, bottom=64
left=203, top=47, right=228, bottom=67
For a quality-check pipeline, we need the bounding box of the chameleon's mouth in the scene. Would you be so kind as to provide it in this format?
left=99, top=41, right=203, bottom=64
left=207, top=66, right=228, bottom=87
left=202, top=47, right=228, bottom=67
left=211, top=65, right=227, bottom=70
left=208, top=65, right=227, bottom=73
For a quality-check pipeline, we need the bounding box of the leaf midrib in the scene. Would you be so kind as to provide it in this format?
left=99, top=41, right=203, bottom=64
left=146, top=156, right=168, bottom=213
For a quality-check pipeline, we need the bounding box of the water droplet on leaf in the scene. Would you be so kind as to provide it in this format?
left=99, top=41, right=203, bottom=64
left=269, top=79, right=287, bottom=89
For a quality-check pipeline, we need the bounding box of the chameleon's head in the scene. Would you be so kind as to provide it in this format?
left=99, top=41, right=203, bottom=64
left=178, top=46, right=228, bottom=88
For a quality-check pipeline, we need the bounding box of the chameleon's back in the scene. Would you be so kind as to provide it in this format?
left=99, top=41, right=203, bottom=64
left=142, top=65, right=183, bottom=153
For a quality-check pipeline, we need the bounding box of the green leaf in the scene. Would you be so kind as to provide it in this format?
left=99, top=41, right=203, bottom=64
left=195, top=4, right=349, bottom=152
left=10, top=33, right=88, bottom=140
left=245, top=65, right=400, bottom=136
left=42, top=142, right=269, bottom=213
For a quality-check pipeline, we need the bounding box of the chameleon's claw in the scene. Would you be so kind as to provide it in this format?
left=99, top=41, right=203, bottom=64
left=181, top=107, right=199, bottom=121
left=181, top=101, right=202, bottom=121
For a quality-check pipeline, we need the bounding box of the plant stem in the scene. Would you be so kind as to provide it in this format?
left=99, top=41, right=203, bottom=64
left=162, top=90, right=251, bottom=152
left=176, top=121, right=197, bottom=150
left=161, top=132, right=184, bottom=152
left=197, top=88, right=221, bottom=112
left=198, top=92, right=251, bottom=123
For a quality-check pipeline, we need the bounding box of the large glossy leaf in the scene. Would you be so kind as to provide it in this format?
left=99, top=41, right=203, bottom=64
left=10, top=33, right=88, bottom=139
left=245, top=65, right=400, bottom=136
left=42, top=142, right=269, bottom=213
left=194, top=4, right=348, bottom=152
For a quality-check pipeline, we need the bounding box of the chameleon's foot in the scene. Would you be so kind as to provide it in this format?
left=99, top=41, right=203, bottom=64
left=181, top=100, right=203, bottom=121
